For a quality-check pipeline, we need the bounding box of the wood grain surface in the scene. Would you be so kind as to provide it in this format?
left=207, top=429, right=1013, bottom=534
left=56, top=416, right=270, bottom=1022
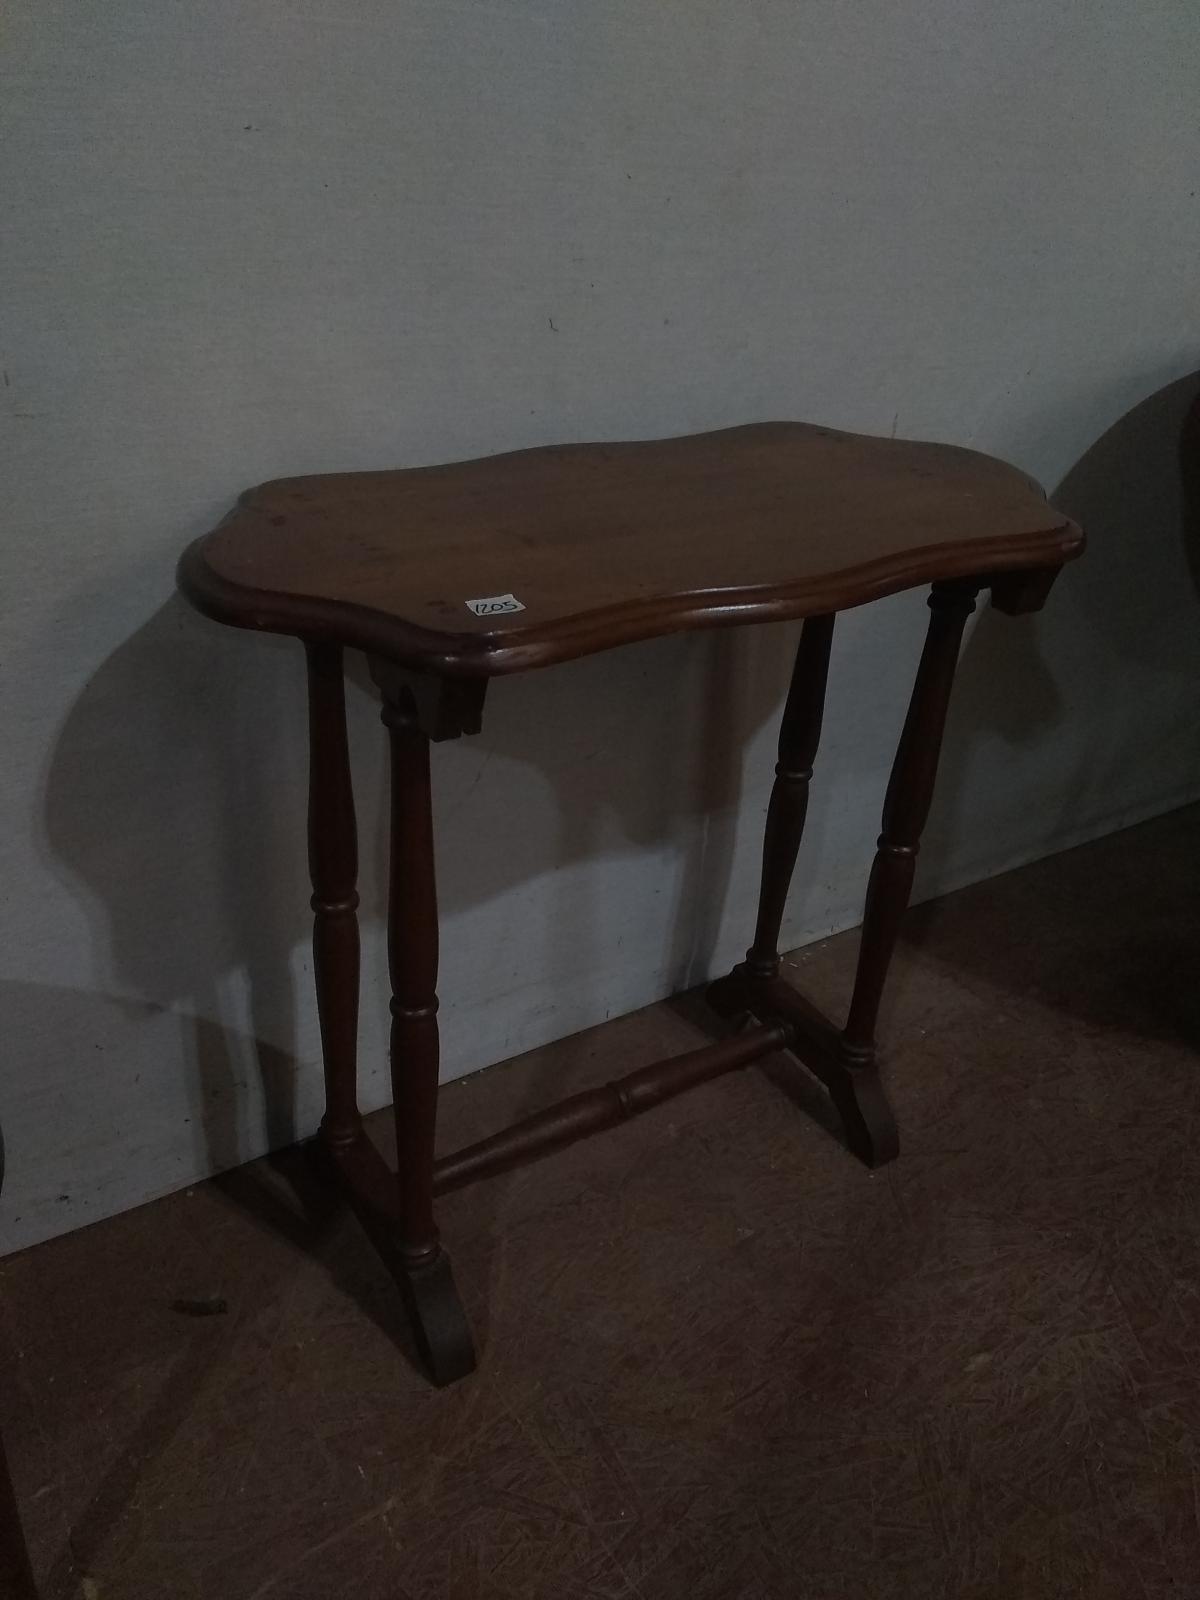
left=179, top=422, right=1082, bottom=675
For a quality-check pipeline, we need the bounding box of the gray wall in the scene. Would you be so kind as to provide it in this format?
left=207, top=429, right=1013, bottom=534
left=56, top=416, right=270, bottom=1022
left=3, top=0, right=1198, bottom=1252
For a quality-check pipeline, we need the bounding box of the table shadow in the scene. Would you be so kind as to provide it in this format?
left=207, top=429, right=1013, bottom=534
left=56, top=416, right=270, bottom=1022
left=37, top=573, right=798, bottom=1369
left=906, top=369, right=1200, bottom=1046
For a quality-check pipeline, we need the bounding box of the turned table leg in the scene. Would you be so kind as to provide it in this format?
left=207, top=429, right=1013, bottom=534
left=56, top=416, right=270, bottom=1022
left=709, top=614, right=835, bottom=1015
left=380, top=688, right=476, bottom=1385
left=834, top=577, right=980, bottom=1163
left=306, top=644, right=363, bottom=1149
left=747, top=613, right=836, bottom=977
left=706, top=580, right=981, bottom=1169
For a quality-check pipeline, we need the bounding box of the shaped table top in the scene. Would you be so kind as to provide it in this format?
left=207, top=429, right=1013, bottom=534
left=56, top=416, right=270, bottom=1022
left=179, top=422, right=1082, bottom=676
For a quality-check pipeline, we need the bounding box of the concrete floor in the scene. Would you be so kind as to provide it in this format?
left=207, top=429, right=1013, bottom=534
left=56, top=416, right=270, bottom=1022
left=3, top=805, right=1199, bottom=1599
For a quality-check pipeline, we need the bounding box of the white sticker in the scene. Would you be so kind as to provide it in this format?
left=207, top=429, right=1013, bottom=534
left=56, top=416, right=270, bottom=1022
left=465, top=593, right=525, bottom=617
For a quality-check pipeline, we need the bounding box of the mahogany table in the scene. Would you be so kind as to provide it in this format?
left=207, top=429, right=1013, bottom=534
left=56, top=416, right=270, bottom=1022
left=179, top=421, right=1083, bottom=1386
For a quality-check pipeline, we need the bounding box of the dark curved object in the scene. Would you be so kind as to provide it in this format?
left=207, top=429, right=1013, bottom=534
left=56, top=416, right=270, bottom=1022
left=0, top=1127, right=38, bottom=1597
left=0, top=1441, right=37, bottom=1597
left=1182, top=388, right=1200, bottom=593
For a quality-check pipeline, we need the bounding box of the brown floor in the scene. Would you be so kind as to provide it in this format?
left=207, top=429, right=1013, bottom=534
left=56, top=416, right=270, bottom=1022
left=3, top=806, right=1200, bottom=1600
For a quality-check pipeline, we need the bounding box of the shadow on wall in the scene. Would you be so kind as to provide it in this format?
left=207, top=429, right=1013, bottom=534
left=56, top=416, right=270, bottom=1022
left=344, top=617, right=801, bottom=997
left=39, top=584, right=797, bottom=1202
left=909, top=369, right=1200, bottom=1045
left=39, top=601, right=310, bottom=1174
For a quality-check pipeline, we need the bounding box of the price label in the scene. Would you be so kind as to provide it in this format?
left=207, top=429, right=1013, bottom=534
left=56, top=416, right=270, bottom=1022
left=465, top=593, right=525, bottom=617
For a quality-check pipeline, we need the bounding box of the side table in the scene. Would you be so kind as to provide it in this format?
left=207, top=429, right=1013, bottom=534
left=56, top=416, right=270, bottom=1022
left=179, top=421, right=1083, bottom=1385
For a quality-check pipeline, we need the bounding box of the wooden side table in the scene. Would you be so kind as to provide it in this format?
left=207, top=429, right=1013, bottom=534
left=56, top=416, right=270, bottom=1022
left=179, top=421, right=1083, bottom=1385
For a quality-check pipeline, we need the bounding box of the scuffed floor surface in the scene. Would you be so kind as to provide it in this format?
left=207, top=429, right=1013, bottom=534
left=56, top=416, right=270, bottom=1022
left=3, top=805, right=1199, bottom=1599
